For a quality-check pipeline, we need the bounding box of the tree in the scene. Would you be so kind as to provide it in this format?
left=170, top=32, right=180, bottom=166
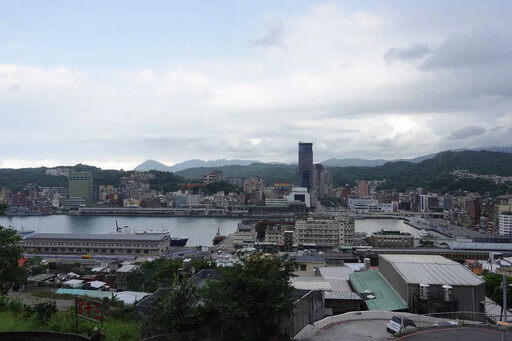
left=141, top=276, right=204, bottom=337
left=26, top=256, right=47, bottom=275
left=203, top=253, right=298, bottom=339
left=0, top=203, right=7, bottom=215
left=483, top=272, right=512, bottom=311
left=126, top=258, right=183, bottom=292
left=0, top=225, right=26, bottom=294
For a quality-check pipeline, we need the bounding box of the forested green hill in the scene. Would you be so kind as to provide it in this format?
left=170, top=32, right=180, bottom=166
left=1, top=151, right=511, bottom=195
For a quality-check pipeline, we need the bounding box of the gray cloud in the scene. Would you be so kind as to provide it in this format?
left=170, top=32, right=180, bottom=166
left=253, top=23, right=284, bottom=47
left=384, top=44, right=430, bottom=63
left=445, top=126, right=487, bottom=140
left=423, top=28, right=512, bottom=69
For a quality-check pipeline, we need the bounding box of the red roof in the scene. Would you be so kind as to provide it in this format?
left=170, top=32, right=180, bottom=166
left=18, top=257, right=29, bottom=267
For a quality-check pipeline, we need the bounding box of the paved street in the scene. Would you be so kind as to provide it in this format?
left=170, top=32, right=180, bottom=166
left=396, top=326, right=511, bottom=341
left=294, top=319, right=393, bottom=341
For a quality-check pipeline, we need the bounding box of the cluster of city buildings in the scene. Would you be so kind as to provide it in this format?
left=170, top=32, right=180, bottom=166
left=1, top=142, right=512, bottom=237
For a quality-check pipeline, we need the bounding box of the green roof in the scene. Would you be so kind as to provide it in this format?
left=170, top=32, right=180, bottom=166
left=349, top=270, right=408, bottom=311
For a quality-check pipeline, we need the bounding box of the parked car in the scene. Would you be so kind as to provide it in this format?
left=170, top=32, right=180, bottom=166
left=386, top=315, right=417, bottom=334
left=434, top=320, right=459, bottom=326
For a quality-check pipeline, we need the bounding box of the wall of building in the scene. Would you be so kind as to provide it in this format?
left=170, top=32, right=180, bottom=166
left=378, top=256, right=409, bottom=303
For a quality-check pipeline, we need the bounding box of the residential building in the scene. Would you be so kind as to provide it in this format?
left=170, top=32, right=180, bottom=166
left=69, top=171, right=93, bottom=207
left=281, top=250, right=326, bottom=276
left=465, top=197, right=481, bottom=225
left=499, top=212, right=512, bottom=235
left=419, top=194, right=438, bottom=213
left=370, top=229, right=414, bottom=248
left=356, top=180, right=369, bottom=198
left=243, top=176, right=265, bottom=193
left=233, top=231, right=257, bottom=248
left=295, top=216, right=354, bottom=247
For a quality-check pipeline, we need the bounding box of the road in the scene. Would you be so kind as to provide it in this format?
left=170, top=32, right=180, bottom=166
left=397, top=326, right=511, bottom=340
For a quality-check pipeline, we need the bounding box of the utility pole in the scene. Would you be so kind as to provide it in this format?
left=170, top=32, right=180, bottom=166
left=503, top=274, right=508, bottom=341
left=503, top=275, right=508, bottom=321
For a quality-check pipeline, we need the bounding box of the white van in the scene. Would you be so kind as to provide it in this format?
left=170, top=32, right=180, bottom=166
left=386, top=315, right=417, bottom=334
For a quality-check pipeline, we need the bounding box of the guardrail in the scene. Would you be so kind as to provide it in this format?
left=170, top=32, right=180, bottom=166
left=313, top=310, right=502, bottom=331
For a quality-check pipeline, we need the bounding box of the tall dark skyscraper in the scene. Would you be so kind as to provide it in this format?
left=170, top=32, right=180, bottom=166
left=298, top=142, right=313, bottom=191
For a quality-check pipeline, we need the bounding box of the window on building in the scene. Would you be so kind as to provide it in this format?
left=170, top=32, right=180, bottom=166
left=300, top=264, right=307, bottom=271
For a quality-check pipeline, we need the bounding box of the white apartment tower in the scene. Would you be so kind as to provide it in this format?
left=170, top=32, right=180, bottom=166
left=499, top=212, right=512, bottom=235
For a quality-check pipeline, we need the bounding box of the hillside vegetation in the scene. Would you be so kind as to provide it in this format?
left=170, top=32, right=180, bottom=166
left=1, top=151, right=511, bottom=195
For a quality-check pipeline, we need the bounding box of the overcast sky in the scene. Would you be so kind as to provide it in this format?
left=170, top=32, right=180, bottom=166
left=1, top=0, right=512, bottom=170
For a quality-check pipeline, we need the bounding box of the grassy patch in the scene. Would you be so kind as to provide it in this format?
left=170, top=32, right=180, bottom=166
left=29, top=291, right=75, bottom=300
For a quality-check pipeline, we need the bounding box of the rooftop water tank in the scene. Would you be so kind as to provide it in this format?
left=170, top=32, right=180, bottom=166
left=419, top=283, right=430, bottom=301
left=442, top=284, right=453, bottom=302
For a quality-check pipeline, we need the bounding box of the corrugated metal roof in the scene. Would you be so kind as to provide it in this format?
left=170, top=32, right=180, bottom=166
left=345, top=263, right=366, bottom=272
left=290, top=277, right=332, bottom=291
left=349, top=270, right=408, bottom=311
left=27, top=273, right=56, bottom=282
left=449, top=242, right=512, bottom=251
left=26, top=233, right=168, bottom=241
left=117, top=265, right=138, bottom=273
left=318, top=266, right=354, bottom=280
left=325, top=278, right=352, bottom=292
left=323, top=291, right=361, bottom=301
left=380, top=254, right=484, bottom=286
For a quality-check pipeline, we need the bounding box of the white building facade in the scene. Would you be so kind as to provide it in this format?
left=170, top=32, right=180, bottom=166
left=499, top=212, right=512, bottom=235
left=295, top=216, right=355, bottom=247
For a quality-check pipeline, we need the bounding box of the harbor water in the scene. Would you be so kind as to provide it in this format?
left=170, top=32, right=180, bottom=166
left=0, top=215, right=424, bottom=246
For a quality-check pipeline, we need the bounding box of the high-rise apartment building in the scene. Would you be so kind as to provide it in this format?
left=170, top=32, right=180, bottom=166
left=465, top=197, right=481, bottom=225
left=298, top=142, right=313, bottom=191
left=69, top=171, right=93, bottom=207
left=499, top=212, right=512, bottom=235
left=357, top=180, right=369, bottom=198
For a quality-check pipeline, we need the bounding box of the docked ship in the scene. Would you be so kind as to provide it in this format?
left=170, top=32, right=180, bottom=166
left=16, top=226, right=35, bottom=238
left=212, top=227, right=225, bottom=245
left=114, top=221, right=188, bottom=247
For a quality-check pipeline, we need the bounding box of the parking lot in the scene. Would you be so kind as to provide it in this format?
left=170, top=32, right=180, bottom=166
left=294, top=319, right=393, bottom=341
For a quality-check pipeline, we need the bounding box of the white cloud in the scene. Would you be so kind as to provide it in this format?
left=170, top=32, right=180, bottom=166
left=2, top=2, right=512, bottom=169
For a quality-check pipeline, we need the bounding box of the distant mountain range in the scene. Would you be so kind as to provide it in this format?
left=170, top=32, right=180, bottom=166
left=135, top=146, right=512, bottom=172
left=134, top=159, right=260, bottom=173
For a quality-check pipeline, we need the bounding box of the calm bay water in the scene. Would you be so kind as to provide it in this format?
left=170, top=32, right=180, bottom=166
left=0, top=215, right=419, bottom=246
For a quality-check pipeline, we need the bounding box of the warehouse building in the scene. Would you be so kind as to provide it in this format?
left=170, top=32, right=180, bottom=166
left=378, top=254, right=485, bottom=318
left=22, top=233, right=171, bottom=256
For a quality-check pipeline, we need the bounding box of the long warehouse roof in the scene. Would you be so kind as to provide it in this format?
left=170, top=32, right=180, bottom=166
left=380, top=254, right=484, bottom=286
left=25, top=233, right=168, bottom=241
